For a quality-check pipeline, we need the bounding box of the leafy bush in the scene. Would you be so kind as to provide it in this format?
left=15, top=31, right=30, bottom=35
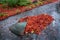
left=6, top=0, right=19, bottom=7
left=18, top=0, right=31, bottom=6
left=0, top=0, right=32, bottom=7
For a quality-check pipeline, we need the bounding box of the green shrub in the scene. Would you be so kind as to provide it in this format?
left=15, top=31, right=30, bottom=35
left=0, top=0, right=32, bottom=7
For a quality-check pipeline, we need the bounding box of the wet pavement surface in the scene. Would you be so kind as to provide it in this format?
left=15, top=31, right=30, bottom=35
left=0, top=2, right=60, bottom=40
